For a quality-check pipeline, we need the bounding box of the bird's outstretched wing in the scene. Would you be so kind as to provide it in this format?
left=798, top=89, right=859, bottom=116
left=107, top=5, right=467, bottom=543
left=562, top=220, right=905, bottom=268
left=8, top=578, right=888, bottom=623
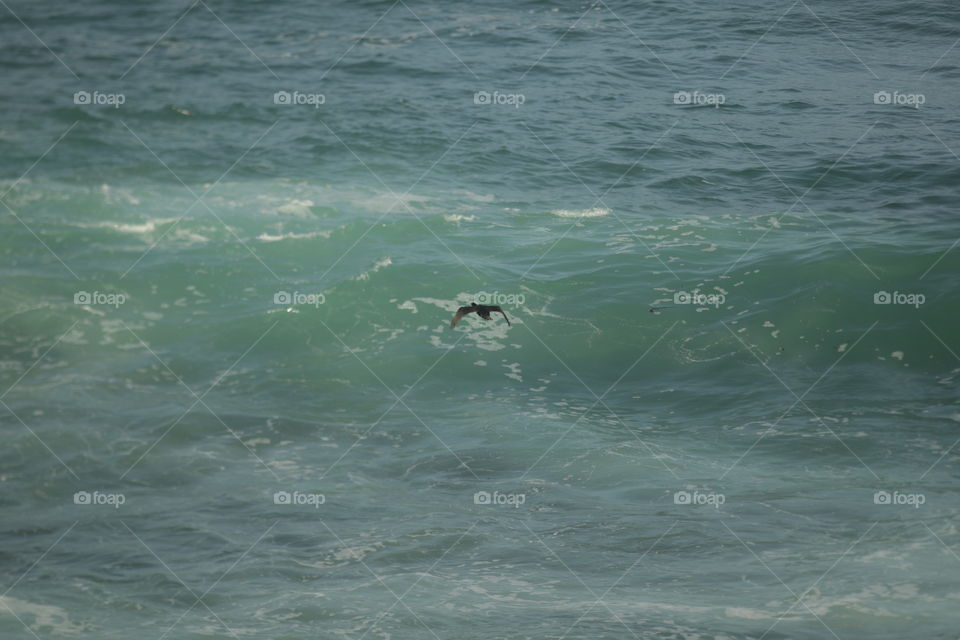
left=450, top=305, right=473, bottom=328
left=490, top=306, right=510, bottom=325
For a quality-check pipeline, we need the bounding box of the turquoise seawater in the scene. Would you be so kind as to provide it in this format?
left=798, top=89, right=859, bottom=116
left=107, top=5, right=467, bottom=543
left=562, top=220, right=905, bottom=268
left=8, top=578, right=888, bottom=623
left=2, top=1, right=960, bottom=638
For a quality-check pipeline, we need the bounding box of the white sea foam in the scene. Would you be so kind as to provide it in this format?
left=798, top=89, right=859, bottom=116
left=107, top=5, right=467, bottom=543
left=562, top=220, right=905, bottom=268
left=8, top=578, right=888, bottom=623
left=257, top=230, right=331, bottom=242
left=0, top=596, right=83, bottom=634
left=353, top=256, right=392, bottom=281
left=275, top=199, right=315, bottom=216
left=87, top=217, right=178, bottom=234
left=99, top=183, right=141, bottom=205
left=354, top=191, right=434, bottom=212
left=549, top=206, right=611, bottom=218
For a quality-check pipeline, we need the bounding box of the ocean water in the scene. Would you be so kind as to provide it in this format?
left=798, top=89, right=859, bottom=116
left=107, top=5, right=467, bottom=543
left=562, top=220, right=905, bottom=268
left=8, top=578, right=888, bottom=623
left=2, top=0, right=960, bottom=638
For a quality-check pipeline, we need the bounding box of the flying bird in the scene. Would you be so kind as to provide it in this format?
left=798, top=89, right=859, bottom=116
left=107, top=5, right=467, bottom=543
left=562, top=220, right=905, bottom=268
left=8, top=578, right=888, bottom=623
left=450, top=302, right=511, bottom=328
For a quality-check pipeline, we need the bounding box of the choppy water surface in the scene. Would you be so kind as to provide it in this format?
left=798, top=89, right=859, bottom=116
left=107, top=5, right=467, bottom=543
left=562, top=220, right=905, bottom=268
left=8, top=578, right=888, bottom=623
left=2, top=1, right=960, bottom=638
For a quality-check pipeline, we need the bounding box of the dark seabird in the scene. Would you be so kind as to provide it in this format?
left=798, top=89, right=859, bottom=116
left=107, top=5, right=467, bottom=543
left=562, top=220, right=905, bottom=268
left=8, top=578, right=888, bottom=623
left=450, top=302, right=511, bottom=328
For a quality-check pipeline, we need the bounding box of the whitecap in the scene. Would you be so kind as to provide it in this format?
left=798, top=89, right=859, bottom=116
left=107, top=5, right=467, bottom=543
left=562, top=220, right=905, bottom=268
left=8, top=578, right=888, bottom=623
left=89, top=217, right=178, bottom=234
left=275, top=199, right=315, bottom=216
left=257, top=230, right=331, bottom=242
left=353, top=256, right=392, bottom=281
left=549, top=206, right=611, bottom=218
